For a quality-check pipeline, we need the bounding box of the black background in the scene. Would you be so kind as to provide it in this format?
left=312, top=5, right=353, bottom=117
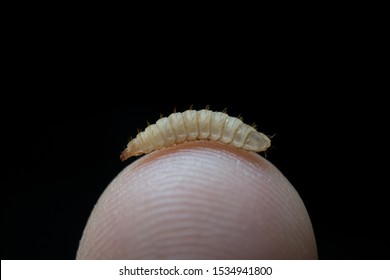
left=2, top=24, right=388, bottom=259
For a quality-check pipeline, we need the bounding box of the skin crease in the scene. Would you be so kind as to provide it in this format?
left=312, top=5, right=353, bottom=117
left=76, top=141, right=318, bottom=259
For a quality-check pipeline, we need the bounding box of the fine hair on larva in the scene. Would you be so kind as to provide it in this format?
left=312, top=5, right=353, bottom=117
left=120, top=109, right=271, bottom=161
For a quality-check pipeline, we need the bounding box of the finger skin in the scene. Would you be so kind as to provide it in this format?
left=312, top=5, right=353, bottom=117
left=76, top=141, right=317, bottom=259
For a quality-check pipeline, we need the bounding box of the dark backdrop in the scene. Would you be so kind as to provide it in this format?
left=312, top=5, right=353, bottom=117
left=3, top=0, right=388, bottom=261
left=3, top=96, right=388, bottom=260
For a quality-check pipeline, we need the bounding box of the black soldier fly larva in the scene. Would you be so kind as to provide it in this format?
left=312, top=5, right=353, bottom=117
left=120, top=109, right=271, bottom=161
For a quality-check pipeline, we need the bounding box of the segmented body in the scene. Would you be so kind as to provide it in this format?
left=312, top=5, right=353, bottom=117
left=120, top=109, right=270, bottom=160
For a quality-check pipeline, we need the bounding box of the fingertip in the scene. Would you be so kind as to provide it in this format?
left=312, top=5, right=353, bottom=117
left=77, top=141, right=317, bottom=259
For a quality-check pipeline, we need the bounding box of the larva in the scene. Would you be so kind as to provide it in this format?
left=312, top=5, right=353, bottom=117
left=120, top=109, right=271, bottom=161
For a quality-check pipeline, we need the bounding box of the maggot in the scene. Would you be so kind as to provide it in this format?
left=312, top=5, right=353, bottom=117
left=120, top=109, right=271, bottom=161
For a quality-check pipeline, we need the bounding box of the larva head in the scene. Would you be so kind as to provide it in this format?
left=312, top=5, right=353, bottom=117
left=243, top=131, right=271, bottom=152
left=120, top=138, right=144, bottom=161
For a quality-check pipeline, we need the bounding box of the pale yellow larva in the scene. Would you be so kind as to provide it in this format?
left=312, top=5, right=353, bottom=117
left=120, top=109, right=271, bottom=161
